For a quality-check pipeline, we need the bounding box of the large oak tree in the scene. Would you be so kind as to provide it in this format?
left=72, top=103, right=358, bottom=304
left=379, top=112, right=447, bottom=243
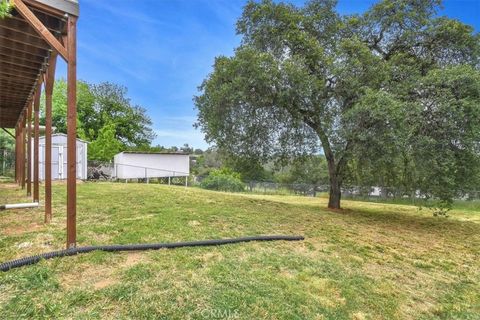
left=195, top=0, right=479, bottom=209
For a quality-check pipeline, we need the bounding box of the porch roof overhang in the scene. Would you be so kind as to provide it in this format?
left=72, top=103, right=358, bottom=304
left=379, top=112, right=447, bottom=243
left=0, top=0, right=79, bottom=128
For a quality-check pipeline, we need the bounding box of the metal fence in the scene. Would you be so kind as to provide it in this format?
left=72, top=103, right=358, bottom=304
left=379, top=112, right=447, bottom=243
left=242, top=181, right=480, bottom=202
left=87, top=161, right=189, bottom=185
left=0, top=149, right=14, bottom=177
left=84, top=163, right=480, bottom=202
left=243, top=181, right=327, bottom=197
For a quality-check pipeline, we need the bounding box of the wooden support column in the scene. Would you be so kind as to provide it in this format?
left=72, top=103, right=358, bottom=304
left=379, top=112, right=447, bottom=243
left=66, top=15, right=77, bottom=248
left=33, top=80, right=42, bottom=202
left=27, top=101, right=32, bottom=196
left=21, top=115, right=26, bottom=189
left=14, top=124, right=18, bottom=184
left=45, top=52, right=57, bottom=223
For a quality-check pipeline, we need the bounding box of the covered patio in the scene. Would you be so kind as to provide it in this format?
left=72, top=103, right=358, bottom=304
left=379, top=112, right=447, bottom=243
left=0, top=0, right=79, bottom=248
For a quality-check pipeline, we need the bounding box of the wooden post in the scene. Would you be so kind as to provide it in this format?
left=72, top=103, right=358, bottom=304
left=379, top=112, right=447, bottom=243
left=45, top=52, right=57, bottom=223
left=14, top=124, right=18, bottom=184
left=16, top=121, right=21, bottom=185
left=21, top=115, right=26, bottom=189
left=27, top=101, right=32, bottom=196
left=66, top=15, right=77, bottom=248
left=33, top=81, right=42, bottom=202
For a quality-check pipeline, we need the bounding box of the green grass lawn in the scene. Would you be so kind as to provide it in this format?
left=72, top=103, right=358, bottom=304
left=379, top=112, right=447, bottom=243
left=0, top=182, right=479, bottom=319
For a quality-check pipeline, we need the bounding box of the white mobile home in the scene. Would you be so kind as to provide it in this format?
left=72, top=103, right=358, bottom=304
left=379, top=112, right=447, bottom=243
left=31, top=134, right=88, bottom=181
left=114, top=152, right=190, bottom=179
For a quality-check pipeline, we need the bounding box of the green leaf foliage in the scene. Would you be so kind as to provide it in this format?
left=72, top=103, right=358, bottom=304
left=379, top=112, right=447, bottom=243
left=195, top=0, right=480, bottom=210
left=88, top=123, right=123, bottom=162
left=0, top=1, right=12, bottom=19
left=200, top=168, right=245, bottom=192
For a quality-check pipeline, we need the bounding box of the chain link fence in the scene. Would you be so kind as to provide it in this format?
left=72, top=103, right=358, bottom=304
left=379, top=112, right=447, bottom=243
left=87, top=161, right=189, bottom=186
left=84, top=162, right=480, bottom=204
left=242, top=180, right=480, bottom=202
left=243, top=181, right=328, bottom=197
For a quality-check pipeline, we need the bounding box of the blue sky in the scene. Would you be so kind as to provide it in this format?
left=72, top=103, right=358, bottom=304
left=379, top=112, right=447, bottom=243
left=55, top=0, right=479, bottom=150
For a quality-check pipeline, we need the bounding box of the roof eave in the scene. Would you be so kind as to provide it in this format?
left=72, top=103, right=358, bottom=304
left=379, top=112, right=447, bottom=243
left=27, top=0, right=79, bottom=17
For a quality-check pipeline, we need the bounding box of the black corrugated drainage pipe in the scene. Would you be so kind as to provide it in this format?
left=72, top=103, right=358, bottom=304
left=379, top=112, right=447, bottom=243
left=0, top=235, right=304, bottom=271
left=0, top=202, right=39, bottom=211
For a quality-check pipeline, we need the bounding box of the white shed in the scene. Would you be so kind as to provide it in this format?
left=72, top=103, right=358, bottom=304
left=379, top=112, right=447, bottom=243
left=31, top=133, right=88, bottom=181
left=114, top=152, right=190, bottom=179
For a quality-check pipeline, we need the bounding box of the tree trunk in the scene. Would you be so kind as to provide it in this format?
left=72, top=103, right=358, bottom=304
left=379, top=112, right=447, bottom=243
left=326, top=152, right=342, bottom=209
left=328, top=172, right=341, bottom=209
left=309, top=121, right=345, bottom=209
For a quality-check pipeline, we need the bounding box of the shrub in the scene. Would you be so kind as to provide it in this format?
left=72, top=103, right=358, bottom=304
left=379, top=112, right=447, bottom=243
left=0, top=1, right=13, bottom=19
left=200, top=168, right=245, bottom=192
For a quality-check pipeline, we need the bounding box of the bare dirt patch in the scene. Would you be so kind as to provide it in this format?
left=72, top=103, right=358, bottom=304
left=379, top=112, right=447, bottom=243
left=61, top=264, right=119, bottom=290
left=3, top=221, right=44, bottom=236
left=122, top=252, right=148, bottom=267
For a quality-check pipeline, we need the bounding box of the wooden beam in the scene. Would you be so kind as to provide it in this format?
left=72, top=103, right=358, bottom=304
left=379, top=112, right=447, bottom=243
left=0, top=78, right=35, bottom=85
left=0, top=105, right=29, bottom=112
left=1, top=73, right=40, bottom=90
left=0, top=100, right=30, bottom=107
left=0, top=100, right=32, bottom=108
left=0, top=85, right=33, bottom=92
left=0, top=34, right=49, bottom=51
left=33, top=79, right=42, bottom=202
left=27, top=101, right=32, bottom=196
left=0, top=45, right=48, bottom=62
left=0, top=27, right=50, bottom=50
left=0, top=69, right=39, bottom=80
left=0, top=57, right=42, bottom=71
left=0, top=78, right=37, bottom=87
left=0, top=107, right=25, bottom=115
left=1, top=92, right=34, bottom=100
left=0, top=97, right=29, bottom=103
left=0, top=19, right=45, bottom=40
left=0, top=52, right=45, bottom=67
left=1, top=120, right=18, bottom=126
left=12, top=0, right=68, bottom=61
left=0, top=88, right=33, bottom=95
left=0, top=96, right=30, bottom=103
left=0, top=61, right=42, bottom=75
left=0, top=112, right=27, bottom=119
left=66, top=15, right=77, bottom=248
left=44, top=51, right=57, bottom=223
left=0, top=70, right=39, bottom=84
left=0, top=36, right=50, bottom=57
left=0, top=103, right=29, bottom=109
left=7, top=15, right=62, bottom=34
